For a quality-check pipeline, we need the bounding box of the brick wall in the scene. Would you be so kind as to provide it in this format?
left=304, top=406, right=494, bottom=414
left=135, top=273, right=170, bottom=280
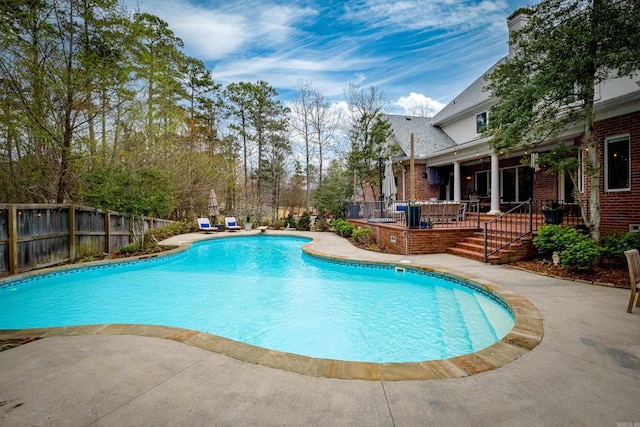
left=533, top=171, right=557, bottom=204
left=351, top=220, right=476, bottom=255
left=594, top=111, right=640, bottom=234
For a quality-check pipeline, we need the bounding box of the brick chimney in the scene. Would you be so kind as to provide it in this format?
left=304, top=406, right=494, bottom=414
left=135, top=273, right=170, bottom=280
left=507, top=9, right=530, bottom=58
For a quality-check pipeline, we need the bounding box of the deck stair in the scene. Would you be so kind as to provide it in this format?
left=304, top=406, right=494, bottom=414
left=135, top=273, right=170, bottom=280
left=447, top=231, right=534, bottom=264
left=447, top=204, right=538, bottom=264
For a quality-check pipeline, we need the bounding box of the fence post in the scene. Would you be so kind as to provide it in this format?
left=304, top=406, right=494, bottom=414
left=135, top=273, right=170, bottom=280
left=68, top=205, right=76, bottom=262
left=8, top=204, right=18, bottom=275
left=104, top=211, right=111, bottom=253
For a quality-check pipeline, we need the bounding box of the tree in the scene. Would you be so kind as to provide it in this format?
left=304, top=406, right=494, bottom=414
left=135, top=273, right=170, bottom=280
left=0, top=0, right=126, bottom=202
left=314, top=160, right=353, bottom=217
left=281, top=161, right=305, bottom=217
left=344, top=84, right=393, bottom=201
left=289, top=80, right=314, bottom=213
left=224, top=82, right=255, bottom=201
left=310, top=89, right=341, bottom=186
left=487, top=0, right=640, bottom=241
left=130, top=12, right=187, bottom=156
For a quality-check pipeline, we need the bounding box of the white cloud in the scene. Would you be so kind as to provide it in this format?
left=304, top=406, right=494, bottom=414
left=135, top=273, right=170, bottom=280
left=345, top=0, right=510, bottom=31
left=395, top=92, right=446, bottom=117
left=123, top=0, right=316, bottom=60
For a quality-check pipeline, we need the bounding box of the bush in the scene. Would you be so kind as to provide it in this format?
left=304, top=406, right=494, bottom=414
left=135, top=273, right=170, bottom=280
left=333, top=219, right=354, bottom=237
left=600, top=231, right=640, bottom=261
left=297, top=212, right=311, bottom=231
left=144, top=221, right=196, bottom=243
left=533, top=225, right=578, bottom=256
left=120, top=243, right=140, bottom=254
left=533, top=225, right=600, bottom=272
left=284, top=213, right=297, bottom=229
left=314, top=218, right=331, bottom=232
left=272, top=219, right=285, bottom=230
left=352, top=227, right=373, bottom=245
left=560, top=239, right=601, bottom=272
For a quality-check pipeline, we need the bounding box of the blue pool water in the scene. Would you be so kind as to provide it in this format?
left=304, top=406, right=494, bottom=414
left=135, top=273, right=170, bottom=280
left=0, top=235, right=514, bottom=363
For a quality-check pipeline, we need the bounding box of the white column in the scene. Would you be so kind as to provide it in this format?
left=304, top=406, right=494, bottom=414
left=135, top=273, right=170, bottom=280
left=490, top=153, right=501, bottom=214
left=453, top=161, right=461, bottom=202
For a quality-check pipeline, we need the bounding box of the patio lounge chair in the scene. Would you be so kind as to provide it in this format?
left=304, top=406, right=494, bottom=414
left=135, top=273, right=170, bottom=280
left=624, top=249, right=640, bottom=313
left=197, top=217, right=216, bottom=233
left=225, top=216, right=242, bottom=232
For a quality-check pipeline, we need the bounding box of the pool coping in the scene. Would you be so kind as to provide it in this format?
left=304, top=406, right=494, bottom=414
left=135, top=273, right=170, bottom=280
left=0, top=233, right=543, bottom=381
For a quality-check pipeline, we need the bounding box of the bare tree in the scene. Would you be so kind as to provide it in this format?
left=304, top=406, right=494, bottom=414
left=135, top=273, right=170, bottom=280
left=310, top=90, right=342, bottom=185
left=289, top=80, right=314, bottom=212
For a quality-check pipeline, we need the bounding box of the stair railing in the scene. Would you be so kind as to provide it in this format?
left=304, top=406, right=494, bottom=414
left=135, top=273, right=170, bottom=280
left=483, top=199, right=533, bottom=263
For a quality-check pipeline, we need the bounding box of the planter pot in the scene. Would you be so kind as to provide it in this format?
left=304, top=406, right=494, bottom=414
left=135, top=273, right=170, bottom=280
left=244, top=223, right=253, bottom=231
left=543, top=209, right=564, bottom=225
left=405, top=205, right=420, bottom=229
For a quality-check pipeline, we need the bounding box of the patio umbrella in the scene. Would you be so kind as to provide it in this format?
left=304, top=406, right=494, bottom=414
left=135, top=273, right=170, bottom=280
left=208, top=188, right=219, bottom=218
left=382, top=158, right=397, bottom=202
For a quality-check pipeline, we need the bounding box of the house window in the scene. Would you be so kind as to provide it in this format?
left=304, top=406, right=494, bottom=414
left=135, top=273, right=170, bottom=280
left=501, top=166, right=533, bottom=203
left=605, top=135, right=630, bottom=191
left=476, top=111, right=488, bottom=134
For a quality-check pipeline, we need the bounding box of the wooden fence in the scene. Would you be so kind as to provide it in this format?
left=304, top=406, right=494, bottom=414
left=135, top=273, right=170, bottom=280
left=0, top=204, right=174, bottom=276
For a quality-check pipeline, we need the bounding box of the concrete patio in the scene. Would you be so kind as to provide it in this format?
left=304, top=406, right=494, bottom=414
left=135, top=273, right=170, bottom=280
left=1, top=230, right=638, bottom=426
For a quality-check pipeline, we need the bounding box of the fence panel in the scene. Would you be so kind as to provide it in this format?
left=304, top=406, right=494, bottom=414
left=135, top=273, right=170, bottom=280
left=109, top=213, right=131, bottom=251
left=16, top=206, right=70, bottom=271
left=76, top=208, right=107, bottom=257
left=0, top=204, right=174, bottom=276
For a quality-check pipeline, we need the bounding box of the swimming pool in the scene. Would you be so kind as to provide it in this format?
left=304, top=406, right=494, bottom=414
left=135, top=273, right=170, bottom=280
left=0, top=235, right=514, bottom=363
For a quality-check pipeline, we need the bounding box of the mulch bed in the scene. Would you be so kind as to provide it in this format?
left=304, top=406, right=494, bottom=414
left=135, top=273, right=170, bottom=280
left=512, top=259, right=630, bottom=288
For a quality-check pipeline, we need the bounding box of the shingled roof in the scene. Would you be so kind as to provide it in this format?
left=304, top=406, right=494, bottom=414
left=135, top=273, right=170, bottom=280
left=383, top=114, right=456, bottom=159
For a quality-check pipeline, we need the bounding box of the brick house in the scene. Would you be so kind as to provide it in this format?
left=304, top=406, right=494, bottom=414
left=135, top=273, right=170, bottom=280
left=385, top=11, right=640, bottom=236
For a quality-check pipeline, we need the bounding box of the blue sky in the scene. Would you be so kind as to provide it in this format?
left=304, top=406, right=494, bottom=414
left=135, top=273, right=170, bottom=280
left=124, top=0, right=534, bottom=115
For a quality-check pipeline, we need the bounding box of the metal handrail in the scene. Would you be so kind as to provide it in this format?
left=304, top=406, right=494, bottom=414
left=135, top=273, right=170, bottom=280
left=483, top=199, right=533, bottom=263
left=351, top=200, right=481, bottom=229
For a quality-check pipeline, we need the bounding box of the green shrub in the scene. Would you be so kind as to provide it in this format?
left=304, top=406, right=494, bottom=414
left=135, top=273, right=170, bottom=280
left=272, top=219, right=285, bottom=230
left=284, top=213, right=297, bottom=229
left=145, top=221, right=196, bottom=243
left=333, top=219, right=354, bottom=237
left=533, top=225, right=578, bottom=256
left=534, top=225, right=600, bottom=272
left=560, top=238, right=601, bottom=272
left=352, top=227, right=373, bottom=245
left=120, top=243, right=140, bottom=254
left=297, top=212, right=311, bottom=231
left=600, top=231, right=640, bottom=261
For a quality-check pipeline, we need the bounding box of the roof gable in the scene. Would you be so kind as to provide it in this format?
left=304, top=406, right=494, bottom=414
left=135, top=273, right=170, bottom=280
left=384, top=114, right=456, bottom=159
left=432, top=59, right=504, bottom=126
